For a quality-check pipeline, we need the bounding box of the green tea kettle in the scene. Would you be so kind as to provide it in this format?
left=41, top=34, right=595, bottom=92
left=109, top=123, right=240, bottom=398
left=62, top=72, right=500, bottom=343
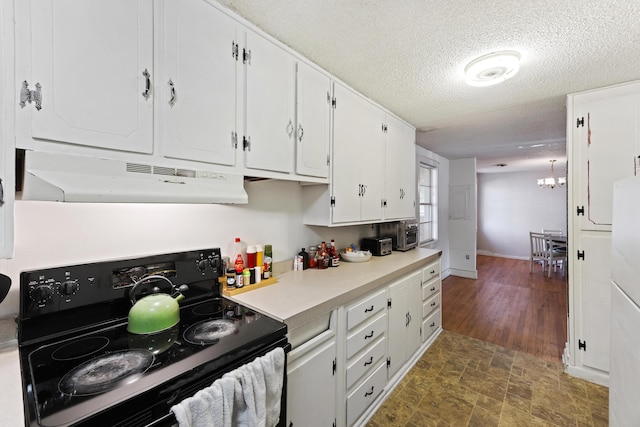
left=127, top=275, right=187, bottom=335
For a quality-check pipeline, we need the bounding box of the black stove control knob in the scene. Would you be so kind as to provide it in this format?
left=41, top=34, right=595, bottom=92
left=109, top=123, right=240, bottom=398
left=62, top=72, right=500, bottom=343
left=30, top=285, right=53, bottom=304
left=196, top=259, right=209, bottom=272
left=61, top=280, right=79, bottom=295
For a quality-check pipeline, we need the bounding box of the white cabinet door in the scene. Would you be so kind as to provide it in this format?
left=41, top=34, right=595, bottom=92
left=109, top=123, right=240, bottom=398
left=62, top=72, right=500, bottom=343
left=572, top=86, right=640, bottom=231
left=0, top=110, right=13, bottom=259
left=332, top=83, right=384, bottom=223
left=384, top=114, right=416, bottom=220
left=161, top=0, right=238, bottom=167
left=575, top=233, right=611, bottom=373
left=244, top=30, right=295, bottom=174
left=387, top=271, right=422, bottom=378
left=29, top=0, right=153, bottom=153
left=287, top=338, right=336, bottom=427
left=295, top=61, right=331, bottom=179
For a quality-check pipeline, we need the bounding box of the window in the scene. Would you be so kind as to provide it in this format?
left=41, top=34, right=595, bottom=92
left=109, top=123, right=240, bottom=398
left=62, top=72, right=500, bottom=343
left=418, top=160, right=438, bottom=245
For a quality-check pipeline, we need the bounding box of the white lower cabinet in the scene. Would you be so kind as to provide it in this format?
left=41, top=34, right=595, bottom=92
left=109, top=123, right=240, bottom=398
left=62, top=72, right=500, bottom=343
left=387, top=271, right=422, bottom=378
left=287, top=312, right=337, bottom=427
left=338, top=257, right=442, bottom=427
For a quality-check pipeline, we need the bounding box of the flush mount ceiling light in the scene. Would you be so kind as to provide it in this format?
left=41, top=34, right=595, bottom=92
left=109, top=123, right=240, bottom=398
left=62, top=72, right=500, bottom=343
left=465, top=51, right=521, bottom=87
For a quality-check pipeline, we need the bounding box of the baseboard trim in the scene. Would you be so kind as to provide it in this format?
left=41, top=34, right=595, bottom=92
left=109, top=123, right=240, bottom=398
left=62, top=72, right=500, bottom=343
left=477, top=250, right=529, bottom=261
left=449, top=268, right=478, bottom=279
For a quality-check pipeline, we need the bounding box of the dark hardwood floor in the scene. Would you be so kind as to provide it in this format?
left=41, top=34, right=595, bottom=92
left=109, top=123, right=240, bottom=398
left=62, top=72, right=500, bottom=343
left=442, top=255, right=568, bottom=363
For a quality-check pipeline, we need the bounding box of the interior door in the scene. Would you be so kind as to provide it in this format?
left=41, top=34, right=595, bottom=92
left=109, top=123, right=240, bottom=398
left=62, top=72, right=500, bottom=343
left=30, top=0, right=153, bottom=153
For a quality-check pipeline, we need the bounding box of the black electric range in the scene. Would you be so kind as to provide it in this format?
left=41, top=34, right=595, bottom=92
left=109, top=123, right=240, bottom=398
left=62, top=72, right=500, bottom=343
left=17, top=248, right=288, bottom=427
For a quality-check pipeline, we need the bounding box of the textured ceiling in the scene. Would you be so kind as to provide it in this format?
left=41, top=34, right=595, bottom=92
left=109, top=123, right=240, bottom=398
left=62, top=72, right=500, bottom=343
left=216, top=0, right=640, bottom=172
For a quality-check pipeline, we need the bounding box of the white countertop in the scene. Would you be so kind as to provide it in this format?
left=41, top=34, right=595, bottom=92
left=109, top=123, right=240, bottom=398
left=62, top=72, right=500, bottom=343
left=229, top=248, right=442, bottom=331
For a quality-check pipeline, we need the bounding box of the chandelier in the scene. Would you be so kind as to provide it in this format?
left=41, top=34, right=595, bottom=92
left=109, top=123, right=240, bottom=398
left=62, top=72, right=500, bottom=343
left=537, top=160, right=566, bottom=189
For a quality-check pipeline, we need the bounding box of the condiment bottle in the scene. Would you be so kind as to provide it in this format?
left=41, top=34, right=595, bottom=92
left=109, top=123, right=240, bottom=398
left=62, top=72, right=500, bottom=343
left=298, top=248, right=309, bottom=270
left=226, top=268, right=236, bottom=290
left=243, top=268, right=251, bottom=286
left=255, top=245, right=264, bottom=270
left=318, top=242, right=329, bottom=269
left=308, top=246, right=317, bottom=268
left=330, top=239, right=339, bottom=267
left=247, top=245, right=257, bottom=269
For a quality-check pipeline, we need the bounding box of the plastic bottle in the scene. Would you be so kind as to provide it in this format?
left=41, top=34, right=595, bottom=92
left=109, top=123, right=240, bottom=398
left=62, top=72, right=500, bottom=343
left=255, top=245, right=264, bottom=274
left=308, top=246, right=317, bottom=269
left=318, top=242, right=329, bottom=269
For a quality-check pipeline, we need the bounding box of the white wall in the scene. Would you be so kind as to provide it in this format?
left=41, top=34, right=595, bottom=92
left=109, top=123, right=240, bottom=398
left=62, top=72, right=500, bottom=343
left=0, top=180, right=374, bottom=318
left=448, top=158, right=477, bottom=278
left=477, top=169, right=567, bottom=258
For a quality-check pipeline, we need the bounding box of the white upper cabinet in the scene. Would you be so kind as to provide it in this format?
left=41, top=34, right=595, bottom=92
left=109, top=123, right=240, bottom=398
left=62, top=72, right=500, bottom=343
left=571, top=81, right=640, bottom=231
left=161, top=0, right=238, bottom=167
left=24, top=0, right=153, bottom=153
left=332, top=82, right=385, bottom=224
left=383, top=114, right=416, bottom=220
left=295, top=61, right=331, bottom=179
left=243, top=30, right=296, bottom=174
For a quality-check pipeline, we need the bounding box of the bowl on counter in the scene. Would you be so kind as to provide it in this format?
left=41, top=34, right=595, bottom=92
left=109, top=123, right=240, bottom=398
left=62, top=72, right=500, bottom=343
left=340, top=250, right=372, bottom=263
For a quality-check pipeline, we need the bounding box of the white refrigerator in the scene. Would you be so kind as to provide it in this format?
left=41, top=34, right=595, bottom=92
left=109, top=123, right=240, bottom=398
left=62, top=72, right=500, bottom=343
left=610, top=176, right=640, bottom=426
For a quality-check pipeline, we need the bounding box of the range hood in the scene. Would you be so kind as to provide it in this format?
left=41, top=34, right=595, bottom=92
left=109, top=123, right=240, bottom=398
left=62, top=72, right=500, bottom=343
left=22, top=151, right=248, bottom=204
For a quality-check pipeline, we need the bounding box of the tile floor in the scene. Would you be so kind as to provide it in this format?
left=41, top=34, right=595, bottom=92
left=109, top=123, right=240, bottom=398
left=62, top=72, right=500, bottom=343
left=367, top=330, right=608, bottom=427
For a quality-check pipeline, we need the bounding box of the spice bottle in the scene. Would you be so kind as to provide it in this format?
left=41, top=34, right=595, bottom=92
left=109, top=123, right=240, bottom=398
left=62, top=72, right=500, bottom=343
left=226, top=268, right=236, bottom=290
left=264, top=244, right=273, bottom=278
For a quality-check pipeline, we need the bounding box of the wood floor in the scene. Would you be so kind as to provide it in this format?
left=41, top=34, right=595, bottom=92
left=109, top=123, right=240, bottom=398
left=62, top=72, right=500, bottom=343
left=442, top=255, right=568, bottom=363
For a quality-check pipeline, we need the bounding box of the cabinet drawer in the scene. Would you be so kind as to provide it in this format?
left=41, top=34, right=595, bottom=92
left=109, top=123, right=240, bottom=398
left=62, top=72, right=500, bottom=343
left=346, top=289, right=387, bottom=331
left=422, top=276, right=440, bottom=301
left=346, top=336, right=386, bottom=390
left=346, top=361, right=386, bottom=427
left=423, top=261, right=440, bottom=282
left=422, top=293, right=441, bottom=318
left=346, top=312, right=386, bottom=359
left=422, top=309, right=441, bottom=342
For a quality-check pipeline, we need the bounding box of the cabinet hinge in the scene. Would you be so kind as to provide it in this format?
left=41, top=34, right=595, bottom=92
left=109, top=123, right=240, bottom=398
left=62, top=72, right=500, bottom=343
left=330, top=196, right=335, bottom=207
left=331, top=97, right=337, bottom=109
left=326, top=154, right=330, bottom=166
left=381, top=199, right=387, bottom=208
left=386, top=357, right=391, bottom=367
left=231, top=42, right=239, bottom=60
left=19, top=80, right=42, bottom=110
left=332, top=358, right=337, bottom=375
left=333, top=420, right=336, bottom=427
left=577, top=206, right=584, bottom=216
left=0, top=178, right=4, bottom=206
left=578, top=339, right=586, bottom=351
left=387, top=298, right=392, bottom=308
left=243, top=136, right=251, bottom=151
left=243, top=48, right=252, bottom=65
left=381, top=123, right=388, bottom=133
left=577, top=250, right=585, bottom=260
left=576, top=117, right=585, bottom=128
left=231, top=131, right=238, bottom=149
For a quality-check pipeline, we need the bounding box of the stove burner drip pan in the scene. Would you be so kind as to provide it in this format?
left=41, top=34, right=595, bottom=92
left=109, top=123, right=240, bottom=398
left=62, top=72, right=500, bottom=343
left=58, top=349, right=154, bottom=396
left=184, top=319, right=237, bottom=345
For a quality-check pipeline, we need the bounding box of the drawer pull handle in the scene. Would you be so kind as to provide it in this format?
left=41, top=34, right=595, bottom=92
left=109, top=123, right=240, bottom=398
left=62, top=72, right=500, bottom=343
left=430, top=270, right=435, bottom=274
left=364, top=386, right=374, bottom=397
left=142, top=69, right=151, bottom=100
left=364, top=305, right=374, bottom=313
left=430, top=286, right=436, bottom=292
left=431, top=302, right=436, bottom=307
left=364, top=331, right=374, bottom=339
left=430, top=322, right=435, bottom=328
left=364, top=356, right=373, bottom=366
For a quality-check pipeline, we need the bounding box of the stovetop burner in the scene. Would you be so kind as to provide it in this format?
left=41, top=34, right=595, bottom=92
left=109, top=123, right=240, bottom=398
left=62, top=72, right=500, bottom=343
left=58, top=349, right=154, bottom=396
left=183, top=319, right=238, bottom=345
left=52, top=337, right=110, bottom=361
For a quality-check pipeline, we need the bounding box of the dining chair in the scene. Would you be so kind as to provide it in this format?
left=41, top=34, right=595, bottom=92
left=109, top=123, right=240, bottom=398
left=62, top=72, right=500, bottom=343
left=542, top=229, right=563, bottom=235
left=546, top=234, right=568, bottom=278
left=529, top=232, right=550, bottom=273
